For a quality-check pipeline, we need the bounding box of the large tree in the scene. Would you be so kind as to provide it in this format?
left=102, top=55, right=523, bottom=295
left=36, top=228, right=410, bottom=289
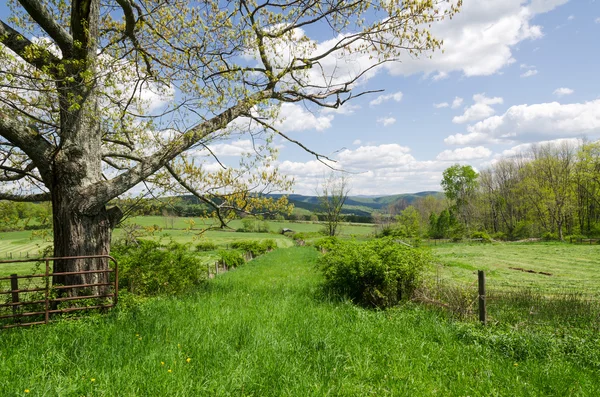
left=0, top=0, right=460, bottom=291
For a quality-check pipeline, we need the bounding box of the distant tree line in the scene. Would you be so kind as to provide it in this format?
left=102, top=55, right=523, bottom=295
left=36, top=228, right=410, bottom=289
left=382, top=140, right=600, bottom=241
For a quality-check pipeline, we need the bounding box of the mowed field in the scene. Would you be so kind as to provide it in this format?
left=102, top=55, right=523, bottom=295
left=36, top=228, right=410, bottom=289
left=433, top=242, right=600, bottom=294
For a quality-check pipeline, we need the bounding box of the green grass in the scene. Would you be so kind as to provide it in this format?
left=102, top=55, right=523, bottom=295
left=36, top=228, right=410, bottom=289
left=2, top=247, right=599, bottom=396
left=125, top=216, right=375, bottom=236
left=432, top=242, right=600, bottom=294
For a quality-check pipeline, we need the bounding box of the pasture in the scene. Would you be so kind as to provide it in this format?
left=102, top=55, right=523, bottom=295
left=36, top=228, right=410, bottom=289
left=2, top=247, right=599, bottom=395
left=433, top=242, right=600, bottom=294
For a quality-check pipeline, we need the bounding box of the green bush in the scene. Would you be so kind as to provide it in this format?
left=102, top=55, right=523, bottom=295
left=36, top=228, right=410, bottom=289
left=112, top=240, right=205, bottom=296
left=218, top=250, right=245, bottom=268
left=542, top=231, right=558, bottom=241
left=196, top=241, right=218, bottom=251
left=313, top=236, right=340, bottom=252
left=230, top=239, right=276, bottom=257
left=470, top=231, right=492, bottom=243
left=317, top=238, right=431, bottom=308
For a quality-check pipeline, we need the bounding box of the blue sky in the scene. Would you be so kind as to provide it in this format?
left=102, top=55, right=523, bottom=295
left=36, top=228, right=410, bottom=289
left=265, top=0, right=600, bottom=195
left=2, top=0, right=599, bottom=197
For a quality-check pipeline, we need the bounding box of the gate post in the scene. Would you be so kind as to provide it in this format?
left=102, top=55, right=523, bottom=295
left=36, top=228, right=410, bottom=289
left=10, top=274, right=19, bottom=316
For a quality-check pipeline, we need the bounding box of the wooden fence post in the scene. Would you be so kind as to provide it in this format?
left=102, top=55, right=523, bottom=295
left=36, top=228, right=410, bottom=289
left=10, top=274, right=19, bottom=316
left=478, top=270, right=486, bottom=325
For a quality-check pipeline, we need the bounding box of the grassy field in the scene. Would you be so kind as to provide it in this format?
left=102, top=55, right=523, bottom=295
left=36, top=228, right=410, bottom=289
left=125, top=216, right=376, bottom=236
left=2, top=247, right=599, bottom=396
left=433, top=242, right=600, bottom=294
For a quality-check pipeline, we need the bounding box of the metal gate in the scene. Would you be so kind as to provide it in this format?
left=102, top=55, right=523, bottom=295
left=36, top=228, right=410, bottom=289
left=0, top=255, right=118, bottom=329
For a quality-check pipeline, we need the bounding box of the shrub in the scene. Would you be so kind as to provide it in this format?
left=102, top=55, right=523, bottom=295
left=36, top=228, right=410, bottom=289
left=542, top=232, right=558, bottom=241
left=313, top=236, right=340, bottom=252
left=218, top=250, right=245, bottom=268
left=470, top=231, right=492, bottom=243
left=317, top=238, right=431, bottom=308
left=196, top=241, right=218, bottom=251
left=230, top=239, right=277, bottom=257
left=112, top=240, right=205, bottom=296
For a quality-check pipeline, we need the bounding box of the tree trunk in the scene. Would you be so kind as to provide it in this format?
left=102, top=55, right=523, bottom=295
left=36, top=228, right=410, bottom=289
left=51, top=184, right=122, bottom=296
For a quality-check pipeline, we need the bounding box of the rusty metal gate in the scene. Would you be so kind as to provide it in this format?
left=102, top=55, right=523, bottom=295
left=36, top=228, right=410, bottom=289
left=0, top=255, right=118, bottom=329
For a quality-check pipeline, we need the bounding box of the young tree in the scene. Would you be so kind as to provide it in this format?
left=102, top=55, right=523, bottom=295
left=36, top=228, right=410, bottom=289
left=0, top=0, right=460, bottom=290
left=318, top=173, right=350, bottom=237
left=441, top=164, right=478, bottom=230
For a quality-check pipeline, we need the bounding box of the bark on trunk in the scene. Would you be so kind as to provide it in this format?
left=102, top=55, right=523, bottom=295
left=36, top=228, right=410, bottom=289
left=51, top=187, right=122, bottom=296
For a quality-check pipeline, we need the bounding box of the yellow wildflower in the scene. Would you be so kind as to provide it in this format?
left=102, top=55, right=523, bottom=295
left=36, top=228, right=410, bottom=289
left=186, top=358, right=191, bottom=363
left=24, top=390, right=30, bottom=394
left=168, top=369, right=172, bottom=373
left=91, top=378, right=96, bottom=382
left=161, top=361, right=165, bottom=366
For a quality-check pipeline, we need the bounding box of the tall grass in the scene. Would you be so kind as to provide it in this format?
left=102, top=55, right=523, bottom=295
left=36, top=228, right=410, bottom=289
left=1, top=247, right=599, bottom=395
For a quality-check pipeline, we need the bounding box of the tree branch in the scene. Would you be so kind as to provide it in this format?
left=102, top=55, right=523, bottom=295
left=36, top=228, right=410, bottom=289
left=0, top=113, right=55, bottom=181
left=0, top=21, right=60, bottom=73
left=77, top=88, right=275, bottom=214
left=17, top=0, right=73, bottom=56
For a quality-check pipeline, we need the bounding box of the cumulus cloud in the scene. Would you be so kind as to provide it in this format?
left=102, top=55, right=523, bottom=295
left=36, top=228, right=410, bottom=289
left=520, top=69, right=538, bottom=78
left=277, top=143, right=489, bottom=194
left=553, top=87, right=574, bottom=96
left=434, top=102, right=450, bottom=108
left=436, top=146, right=492, bottom=161
left=353, top=139, right=362, bottom=145
left=274, top=103, right=334, bottom=132
left=369, top=91, right=403, bottom=106
left=377, top=117, right=397, bottom=127
left=379, top=0, right=563, bottom=79
left=452, top=93, right=503, bottom=124
left=451, top=97, right=464, bottom=109
left=500, top=138, right=582, bottom=157
left=445, top=99, right=600, bottom=145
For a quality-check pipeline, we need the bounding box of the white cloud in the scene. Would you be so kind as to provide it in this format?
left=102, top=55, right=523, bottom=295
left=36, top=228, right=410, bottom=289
left=520, top=69, right=538, bottom=77
left=595, top=17, right=600, bottom=24
left=500, top=138, right=582, bottom=157
left=528, top=0, right=569, bottom=14
left=553, top=87, right=574, bottom=96
left=567, top=15, right=575, bottom=21
left=377, top=117, right=397, bottom=127
left=452, top=93, right=503, bottom=124
left=369, top=91, right=403, bottom=106
left=380, top=0, right=563, bottom=79
left=434, top=102, right=450, bottom=108
left=353, top=139, right=362, bottom=145
left=520, top=63, right=534, bottom=69
left=205, top=140, right=255, bottom=156
left=274, top=103, right=334, bottom=132
left=445, top=99, right=600, bottom=145
left=436, top=146, right=492, bottom=161
left=451, top=97, right=464, bottom=109
left=278, top=144, right=464, bottom=194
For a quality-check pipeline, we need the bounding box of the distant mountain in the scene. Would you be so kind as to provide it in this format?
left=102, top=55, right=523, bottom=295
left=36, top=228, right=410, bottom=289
left=269, top=191, right=443, bottom=216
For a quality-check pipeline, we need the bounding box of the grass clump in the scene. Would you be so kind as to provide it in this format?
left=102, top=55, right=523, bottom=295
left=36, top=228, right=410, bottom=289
left=230, top=239, right=276, bottom=257
left=112, top=240, right=205, bottom=296
left=218, top=250, right=245, bottom=268
left=196, top=241, right=218, bottom=251
left=318, top=238, right=431, bottom=308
